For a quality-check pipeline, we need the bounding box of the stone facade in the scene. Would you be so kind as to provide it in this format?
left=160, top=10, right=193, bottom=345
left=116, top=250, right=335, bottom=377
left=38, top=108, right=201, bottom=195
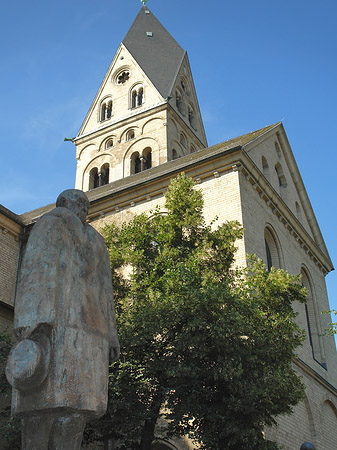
left=0, top=206, right=22, bottom=330
left=1, top=5, right=337, bottom=450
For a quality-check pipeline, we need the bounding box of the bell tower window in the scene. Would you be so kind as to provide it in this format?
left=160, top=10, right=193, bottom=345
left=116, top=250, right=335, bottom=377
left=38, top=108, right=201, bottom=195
left=176, top=89, right=183, bottom=114
left=89, top=167, right=99, bottom=190
left=188, top=105, right=196, bottom=129
left=100, top=99, right=113, bottom=121
left=131, top=86, right=144, bottom=108
left=143, top=147, right=152, bottom=170
left=100, top=163, right=110, bottom=186
left=117, top=71, right=130, bottom=84
left=130, top=148, right=152, bottom=175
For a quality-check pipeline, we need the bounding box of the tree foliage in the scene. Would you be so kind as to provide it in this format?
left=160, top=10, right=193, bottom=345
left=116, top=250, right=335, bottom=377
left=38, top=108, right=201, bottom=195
left=323, top=310, right=337, bottom=335
left=84, top=173, right=306, bottom=450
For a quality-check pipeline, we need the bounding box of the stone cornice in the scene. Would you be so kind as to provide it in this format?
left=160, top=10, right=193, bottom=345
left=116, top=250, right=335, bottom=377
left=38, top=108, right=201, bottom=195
left=74, top=101, right=168, bottom=144
left=85, top=146, right=242, bottom=220
left=0, top=210, right=23, bottom=240
left=294, top=357, right=337, bottom=397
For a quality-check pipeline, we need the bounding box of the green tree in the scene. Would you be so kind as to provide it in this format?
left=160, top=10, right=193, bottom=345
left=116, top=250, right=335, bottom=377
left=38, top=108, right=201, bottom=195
left=323, top=310, right=337, bottom=335
left=85, top=173, right=306, bottom=450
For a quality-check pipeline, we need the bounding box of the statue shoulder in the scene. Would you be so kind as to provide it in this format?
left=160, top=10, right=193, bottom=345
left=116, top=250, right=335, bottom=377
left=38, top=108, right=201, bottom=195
left=85, top=224, right=108, bottom=252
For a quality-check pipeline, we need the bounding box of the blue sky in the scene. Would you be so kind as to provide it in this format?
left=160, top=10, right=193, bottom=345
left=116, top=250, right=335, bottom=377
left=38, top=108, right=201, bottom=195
left=1, top=0, right=337, bottom=316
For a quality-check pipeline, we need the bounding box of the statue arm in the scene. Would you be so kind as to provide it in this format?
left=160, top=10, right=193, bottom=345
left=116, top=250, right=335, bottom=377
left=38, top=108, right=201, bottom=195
left=14, top=214, right=61, bottom=332
left=100, top=242, right=120, bottom=363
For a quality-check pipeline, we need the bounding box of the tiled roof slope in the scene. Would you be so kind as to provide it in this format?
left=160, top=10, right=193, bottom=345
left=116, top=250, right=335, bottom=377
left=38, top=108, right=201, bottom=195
left=209, top=122, right=280, bottom=153
left=123, top=7, right=186, bottom=98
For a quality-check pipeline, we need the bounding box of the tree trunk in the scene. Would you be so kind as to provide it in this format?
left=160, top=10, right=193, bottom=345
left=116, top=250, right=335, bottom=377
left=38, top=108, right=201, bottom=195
left=139, top=394, right=162, bottom=450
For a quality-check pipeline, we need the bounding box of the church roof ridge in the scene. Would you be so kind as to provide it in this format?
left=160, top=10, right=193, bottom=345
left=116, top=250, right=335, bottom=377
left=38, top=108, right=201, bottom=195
left=208, top=122, right=281, bottom=152
left=122, top=6, right=186, bottom=98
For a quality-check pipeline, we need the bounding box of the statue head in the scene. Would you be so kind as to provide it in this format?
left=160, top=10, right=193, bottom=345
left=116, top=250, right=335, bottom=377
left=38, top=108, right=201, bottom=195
left=56, top=189, right=90, bottom=223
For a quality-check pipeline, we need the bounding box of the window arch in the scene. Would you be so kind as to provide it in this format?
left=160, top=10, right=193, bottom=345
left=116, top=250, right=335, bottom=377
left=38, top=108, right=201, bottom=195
left=275, top=141, right=281, bottom=158
left=262, top=156, right=270, bottom=181
left=190, top=144, right=196, bottom=153
left=275, top=163, right=287, bottom=200
left=130, top=148, right=152, bottom=175
left=321, top=401, right=337, bottom=449
left=172, top=149, right=178, bottom=160
left=100, top=163, right=110, bottom=186
left=131, top=85, right=144, bottom=108
left=131, top=152, right=141, bottom=174
left=143, top=147, right=152, bottom=170
left=175, top=89, right=183, bottom=114
left=89, top=167, right=99, bottom=190
left=100, top=98, right=113, bottom=121
left=188, top=105, right=196, bottom=129
left=180, top=77, right=187, bottom=93
left=301, top=267, right=325, bottom=366
left=105, top=138, right=114, bottom=149
left=126, top=129, right=136, bottom=141
left=180, top=133, right=187, bottom=149
left=264, top=226, right=282, bottom=270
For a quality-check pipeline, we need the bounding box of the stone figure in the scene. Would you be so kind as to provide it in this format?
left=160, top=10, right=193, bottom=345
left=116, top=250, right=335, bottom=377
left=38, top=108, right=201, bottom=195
left=6, top=189, right=119, bottom=450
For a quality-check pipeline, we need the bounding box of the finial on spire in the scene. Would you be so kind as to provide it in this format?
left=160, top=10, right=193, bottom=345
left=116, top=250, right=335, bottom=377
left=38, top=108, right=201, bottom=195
left=141, top=0, right=148, bottom=5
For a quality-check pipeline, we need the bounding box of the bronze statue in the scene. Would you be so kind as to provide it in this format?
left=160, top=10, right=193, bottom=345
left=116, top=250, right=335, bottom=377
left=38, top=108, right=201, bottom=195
left=6, top=189, right=119, bottom=450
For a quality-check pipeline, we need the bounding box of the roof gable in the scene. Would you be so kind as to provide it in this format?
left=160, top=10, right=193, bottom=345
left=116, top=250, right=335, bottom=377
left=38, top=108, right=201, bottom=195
left=242, top=123, right=332, bottom=265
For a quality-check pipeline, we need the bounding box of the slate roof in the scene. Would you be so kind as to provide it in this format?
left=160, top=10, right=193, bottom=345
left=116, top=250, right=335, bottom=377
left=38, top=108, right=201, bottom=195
left=209, top=123, right=281, bottom=153
left=123, top=6, right=186, bottom=98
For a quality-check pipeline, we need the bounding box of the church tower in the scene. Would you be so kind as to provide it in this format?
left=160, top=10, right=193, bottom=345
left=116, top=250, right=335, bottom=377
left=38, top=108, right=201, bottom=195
left=74, top=6, right=207, bottom=191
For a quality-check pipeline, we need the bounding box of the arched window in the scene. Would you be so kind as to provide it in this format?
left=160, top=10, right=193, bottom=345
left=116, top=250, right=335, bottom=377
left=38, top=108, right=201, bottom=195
left=106, top=101, right=112, bottom=119
left=301, top=267, right=325, bottom=366
left=130, top=148, right=152, bottom=175
left=143, top=147, right=152, bottom=170
left=180, top=133, right=187, bottom=149
left=131, top=152, right=141, bottom=175
left=190, top=144, right=196, bottom=153
left=262, top=156, right=270, bottom=181
left=89, top=167, right=99, bottom=190
left=126, top=130, right=135, bottom=141
left=132, top=91, right=138, bottom=108
left=100, top=163, right=109, bottom=186
left=138, top=88, right=143, bottom=106
left=176, top=89, right=183, bottom=114
left=264, top=227, right=282, bottom=270
left=188, top=105, right=196, bottom=129
left=131, top=86, right=144, bottom=108
left=275, top=163, right=287, bottom=200
left=275, top=141, right=281, bottom=158
left=172, top=149, right=178, bottom=160
left=100, top=99, right=113, bottom=121
left=105, top=138, right=114, bottom=149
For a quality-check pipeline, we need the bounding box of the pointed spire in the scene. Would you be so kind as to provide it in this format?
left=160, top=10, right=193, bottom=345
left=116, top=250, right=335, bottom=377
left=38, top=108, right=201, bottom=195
left=123, top=7, right=186, bottom=98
